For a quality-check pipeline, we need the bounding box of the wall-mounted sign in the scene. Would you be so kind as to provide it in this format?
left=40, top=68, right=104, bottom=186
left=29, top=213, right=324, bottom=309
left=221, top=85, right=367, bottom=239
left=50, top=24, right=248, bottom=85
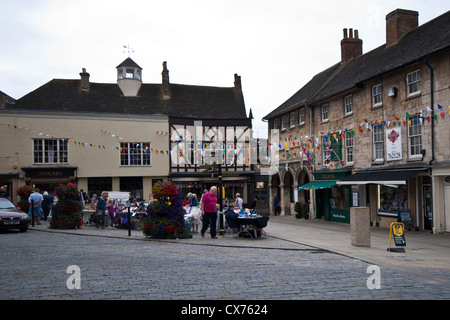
left=386, top=127, right=402, bottom=161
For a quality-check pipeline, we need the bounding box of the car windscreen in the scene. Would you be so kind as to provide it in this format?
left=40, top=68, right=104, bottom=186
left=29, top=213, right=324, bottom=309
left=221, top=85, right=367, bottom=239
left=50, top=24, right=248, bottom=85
left=0, top=199, right=16, bottom=209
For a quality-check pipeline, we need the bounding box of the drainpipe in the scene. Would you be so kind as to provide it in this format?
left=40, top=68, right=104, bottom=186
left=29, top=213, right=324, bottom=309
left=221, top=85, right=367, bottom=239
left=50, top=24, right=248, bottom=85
left=424, top=58, right=435, bottom=233
left=424, top=59, right=435, bottom=164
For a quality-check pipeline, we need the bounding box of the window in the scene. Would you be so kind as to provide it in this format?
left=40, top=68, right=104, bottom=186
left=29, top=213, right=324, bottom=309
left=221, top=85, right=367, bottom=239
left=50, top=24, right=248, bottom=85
left=344, top=95, right=353, bottom=115
left=379, top=185, right=407, bottom=214
left=372, top=84, right=383, bottom=107
left=298, top=108, right=305, bottom=125
left=407, top=70, right=420, bottom=96
left=372, top=124, right=384, bottom=161
left=281, top=115, right=287, bottom=131
left=321, top=104, right=329, bottom=122
left=125, top=69, right=134, bottom=79
left=273, top=118, right=280, bottom=130
left=345, top=132, right=354, bottom=164
left=289, top=112, right=296, bottom=128
left=120, top=142, right=151, bottom=166
left=408, top=115, right=422, bottom=158
left=33, top=139, right=68, bottom=164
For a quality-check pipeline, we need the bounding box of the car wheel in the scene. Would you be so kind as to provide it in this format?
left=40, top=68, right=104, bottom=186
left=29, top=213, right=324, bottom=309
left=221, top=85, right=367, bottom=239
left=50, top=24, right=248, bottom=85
left=19, top=227, right=28, bottom=232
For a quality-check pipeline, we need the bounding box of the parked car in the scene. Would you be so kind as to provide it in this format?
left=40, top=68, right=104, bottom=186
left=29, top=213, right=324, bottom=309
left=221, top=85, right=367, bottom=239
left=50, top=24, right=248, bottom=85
left=0, top=198, right=30, bottom=232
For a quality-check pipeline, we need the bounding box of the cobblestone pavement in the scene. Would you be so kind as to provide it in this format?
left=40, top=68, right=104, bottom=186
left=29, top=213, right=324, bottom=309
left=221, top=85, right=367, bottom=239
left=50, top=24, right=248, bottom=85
left=1, top=228, right=449, bottom=301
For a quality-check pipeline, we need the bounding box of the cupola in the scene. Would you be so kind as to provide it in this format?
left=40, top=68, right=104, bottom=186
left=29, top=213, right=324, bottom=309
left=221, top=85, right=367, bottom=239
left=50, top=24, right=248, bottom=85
left=116, top=58, right=142, bottom=96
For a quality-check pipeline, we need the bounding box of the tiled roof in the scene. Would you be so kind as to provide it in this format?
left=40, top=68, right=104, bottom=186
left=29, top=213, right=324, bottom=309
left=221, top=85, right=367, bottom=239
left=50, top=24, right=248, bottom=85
left=7, top=79, right=247, bottom=120
left=264, top=10, right=450, bottom=120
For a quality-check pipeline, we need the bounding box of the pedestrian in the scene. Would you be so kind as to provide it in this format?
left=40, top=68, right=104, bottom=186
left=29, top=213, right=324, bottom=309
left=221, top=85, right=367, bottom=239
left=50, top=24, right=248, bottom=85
left=274, top=194, right=281, bottom=216
left=42, top=191, right=53, bottom=221
left=200, top=186, right=219, bottom=239
left=28, top=188, right=44, bottom=225
left=95, top=191, right=108, bottom=229
left=106, top=199, right=116, bottom=229
left=187, top=192, right=201, bottom=233
left=234, top=193, right=243, bottom=210
left=0, top=186, right=9, bottom=200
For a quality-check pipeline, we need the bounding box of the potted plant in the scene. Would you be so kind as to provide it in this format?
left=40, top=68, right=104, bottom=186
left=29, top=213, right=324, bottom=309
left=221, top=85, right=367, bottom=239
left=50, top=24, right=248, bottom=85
left=142, top=181, right=191, bottom=239
left=49, top=183, right=83, bottom=229
left=294, top=201, right=310, bottom=219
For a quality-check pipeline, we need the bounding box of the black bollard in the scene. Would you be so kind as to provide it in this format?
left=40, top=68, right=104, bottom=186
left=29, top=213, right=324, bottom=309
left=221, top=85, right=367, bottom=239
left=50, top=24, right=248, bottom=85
left=128, top=206, right=131, bottom=237
left=31, top=199, right=35, bottom=227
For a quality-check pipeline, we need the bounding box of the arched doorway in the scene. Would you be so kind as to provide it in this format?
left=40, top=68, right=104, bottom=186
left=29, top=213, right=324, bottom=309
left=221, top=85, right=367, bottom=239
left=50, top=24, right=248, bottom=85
left=283, top=170, right=294, bottom=215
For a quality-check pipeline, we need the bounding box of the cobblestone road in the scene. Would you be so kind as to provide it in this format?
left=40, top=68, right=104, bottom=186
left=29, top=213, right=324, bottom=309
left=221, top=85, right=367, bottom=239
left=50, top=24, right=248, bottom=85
left=1, top=229, right=449, bottom=301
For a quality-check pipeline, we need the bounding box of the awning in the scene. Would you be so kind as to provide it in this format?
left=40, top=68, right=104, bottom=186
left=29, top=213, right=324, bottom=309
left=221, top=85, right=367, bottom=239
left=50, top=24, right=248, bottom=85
left=299, top=180, right=336, bottom=190
left=336, top=169, right=427, bottom=185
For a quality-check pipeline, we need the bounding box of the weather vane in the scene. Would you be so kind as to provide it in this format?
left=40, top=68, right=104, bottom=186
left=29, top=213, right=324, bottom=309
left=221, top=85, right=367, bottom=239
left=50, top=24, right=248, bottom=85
left=123, top=44, right=134, bottom=57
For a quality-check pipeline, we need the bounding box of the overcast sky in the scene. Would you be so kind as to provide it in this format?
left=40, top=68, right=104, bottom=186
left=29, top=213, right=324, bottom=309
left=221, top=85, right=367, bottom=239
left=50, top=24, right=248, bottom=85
left=1, top=0, right=448, bottom=137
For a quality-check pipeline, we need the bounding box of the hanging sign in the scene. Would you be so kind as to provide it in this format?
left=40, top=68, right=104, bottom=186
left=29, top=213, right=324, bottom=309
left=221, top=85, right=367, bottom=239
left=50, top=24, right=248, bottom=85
left=386, top=127, right=402, bottom=161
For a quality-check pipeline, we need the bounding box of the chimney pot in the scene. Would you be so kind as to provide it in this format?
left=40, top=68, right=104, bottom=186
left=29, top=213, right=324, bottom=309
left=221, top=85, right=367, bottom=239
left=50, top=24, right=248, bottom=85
left=341, top=28, right=363, bottom=62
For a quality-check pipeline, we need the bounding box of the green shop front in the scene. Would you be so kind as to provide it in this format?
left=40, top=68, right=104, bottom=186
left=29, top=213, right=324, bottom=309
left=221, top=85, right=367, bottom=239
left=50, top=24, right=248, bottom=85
left=299, top=170, right=351, bottom=223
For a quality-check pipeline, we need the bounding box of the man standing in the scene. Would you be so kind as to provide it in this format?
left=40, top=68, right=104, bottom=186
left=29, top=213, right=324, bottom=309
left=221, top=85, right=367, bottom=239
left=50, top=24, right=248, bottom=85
left=201, top=186, right=219, bottom=239
left=28, top=188, right=44, bottom=225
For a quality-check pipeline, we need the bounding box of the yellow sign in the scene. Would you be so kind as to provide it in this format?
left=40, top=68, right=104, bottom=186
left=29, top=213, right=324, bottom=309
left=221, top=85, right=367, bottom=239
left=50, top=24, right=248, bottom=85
left=392, top=223, right=404, bottom=237
left=387, top=222, right=406, bottom=252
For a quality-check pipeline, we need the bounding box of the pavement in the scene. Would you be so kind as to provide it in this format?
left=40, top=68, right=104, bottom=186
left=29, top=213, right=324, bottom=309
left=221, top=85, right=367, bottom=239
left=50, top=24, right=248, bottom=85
left=28, top=214, right=450, bottom=275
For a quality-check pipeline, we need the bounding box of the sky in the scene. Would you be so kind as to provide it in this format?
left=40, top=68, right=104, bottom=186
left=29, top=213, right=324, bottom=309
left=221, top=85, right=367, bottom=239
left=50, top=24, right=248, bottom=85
left=1, top=0, right=449, bottom=138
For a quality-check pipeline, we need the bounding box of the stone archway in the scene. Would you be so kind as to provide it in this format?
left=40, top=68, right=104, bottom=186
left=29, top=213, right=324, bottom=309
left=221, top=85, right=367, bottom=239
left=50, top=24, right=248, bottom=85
left=269, top=173, right=281, bottom=216
left=283, top=170, right=294, bottom=215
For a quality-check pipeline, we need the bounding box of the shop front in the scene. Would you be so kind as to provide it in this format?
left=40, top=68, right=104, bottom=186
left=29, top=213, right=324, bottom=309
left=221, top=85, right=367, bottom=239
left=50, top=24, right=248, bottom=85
left=300, top=169, right=352, bottom=223
left=21, top=167, right=78, bottom=195
left=338, top=167, right=429, bottom=229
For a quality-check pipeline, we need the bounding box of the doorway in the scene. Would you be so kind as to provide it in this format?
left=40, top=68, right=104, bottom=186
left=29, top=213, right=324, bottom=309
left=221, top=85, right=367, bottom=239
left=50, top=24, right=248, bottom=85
left=423, top=185, right=432, bottom=230
left=444, top=186, right=450, bottom=232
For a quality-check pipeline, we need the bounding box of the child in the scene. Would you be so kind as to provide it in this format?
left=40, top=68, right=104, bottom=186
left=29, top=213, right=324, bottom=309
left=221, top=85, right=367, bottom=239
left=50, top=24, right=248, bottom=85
left=106, top=199, right=116, bottom=229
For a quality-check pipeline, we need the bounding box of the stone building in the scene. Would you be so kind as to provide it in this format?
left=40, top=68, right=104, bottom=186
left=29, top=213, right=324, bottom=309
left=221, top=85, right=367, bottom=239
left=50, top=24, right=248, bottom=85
left=263, top=9, right=450, bottom=233
left=1, top=57, right=267, bottom=211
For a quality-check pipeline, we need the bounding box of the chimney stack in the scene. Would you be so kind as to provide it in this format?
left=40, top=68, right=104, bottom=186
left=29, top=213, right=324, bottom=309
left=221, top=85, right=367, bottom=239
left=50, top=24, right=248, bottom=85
left=234, top=73, right=242, bottom=89
left=161, top=61, right=171, bottom=100
left=340, top=28, right=363, bottom=62
left=79, top=68, right=90, bottom=91
left=386, top=9, right=418, bottom=47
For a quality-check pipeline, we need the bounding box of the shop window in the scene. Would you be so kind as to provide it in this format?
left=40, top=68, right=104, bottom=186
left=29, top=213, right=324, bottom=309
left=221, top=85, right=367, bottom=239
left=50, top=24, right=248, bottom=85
left=379, top=184, right=408, bottom=214
left=330, top=186, right=350, bottom=211
left=120, top=177, right=143, bottom=201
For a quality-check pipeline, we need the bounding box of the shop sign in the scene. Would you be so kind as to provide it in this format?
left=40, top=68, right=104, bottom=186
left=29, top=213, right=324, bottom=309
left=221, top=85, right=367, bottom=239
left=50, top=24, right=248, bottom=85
left=386, top=127, right=402, bottom=161
left=387, top=222, right=406, bottom=252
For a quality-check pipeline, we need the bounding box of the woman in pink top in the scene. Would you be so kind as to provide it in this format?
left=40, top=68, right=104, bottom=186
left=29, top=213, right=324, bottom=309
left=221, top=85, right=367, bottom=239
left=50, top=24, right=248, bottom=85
left=201, top=186, right=218, bottom=239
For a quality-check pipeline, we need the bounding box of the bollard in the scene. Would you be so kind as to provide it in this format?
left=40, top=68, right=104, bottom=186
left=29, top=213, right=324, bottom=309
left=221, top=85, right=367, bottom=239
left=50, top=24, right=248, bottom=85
left=128, top=207, right=131, bottom=237
left=31, top=199, right=35, bottom=227
left=350, top=207, right=371, bottom=247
